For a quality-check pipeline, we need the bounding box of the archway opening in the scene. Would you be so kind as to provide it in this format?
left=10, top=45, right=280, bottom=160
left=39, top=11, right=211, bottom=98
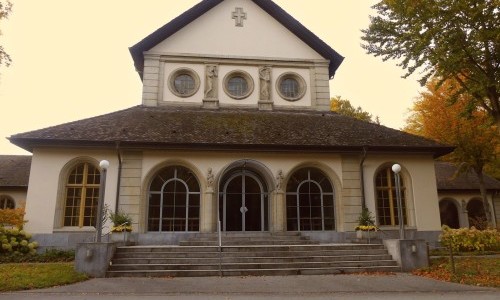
left=467, top=199, right=487, bottom=230
left=219, top=169, right=269, bottom=232
left=439, top=199, right=460, bottom=229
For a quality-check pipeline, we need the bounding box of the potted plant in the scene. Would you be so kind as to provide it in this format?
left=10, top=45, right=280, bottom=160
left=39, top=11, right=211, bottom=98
left=355, top=207, right=378, bottom=239
left=109, top=210, right=133, bottom=244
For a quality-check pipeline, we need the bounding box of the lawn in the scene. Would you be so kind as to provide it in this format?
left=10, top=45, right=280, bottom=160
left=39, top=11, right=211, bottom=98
left=413, top=256, right=500, bottom=288
left=0, top=263, right=88, bottom=292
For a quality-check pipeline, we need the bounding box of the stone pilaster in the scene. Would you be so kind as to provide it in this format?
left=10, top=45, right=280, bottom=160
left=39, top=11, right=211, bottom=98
left=118, top=151, right=143, bottom=232
left=341, top=155, right=363, bottom=231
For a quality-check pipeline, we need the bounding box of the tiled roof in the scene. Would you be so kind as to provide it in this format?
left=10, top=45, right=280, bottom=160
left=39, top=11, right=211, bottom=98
left=129, top=0, right=344, bottom=79
left=435, top=162, right=500, bottom=191
left=0, top=155, right=31, bottom=188
left=9, top=106, right=453, bottom=157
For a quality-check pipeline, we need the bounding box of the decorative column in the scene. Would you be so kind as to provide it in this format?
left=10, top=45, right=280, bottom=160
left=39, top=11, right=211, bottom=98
left=201, top=168, right=216, bottom=232
left=271, top=170, right=285, bottom=232
left=461, top=199, right=470, bottom=228
left=203, top=64, right=219, bottom=109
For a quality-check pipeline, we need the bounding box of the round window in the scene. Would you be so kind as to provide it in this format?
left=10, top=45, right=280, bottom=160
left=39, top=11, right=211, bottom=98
left=276, top=72, right=307, bottom=101
left=168, top=68, right=200, bottom=98
left=174, top=74, right=196, bottom=95
left=223, top=70, right=254, bottom=100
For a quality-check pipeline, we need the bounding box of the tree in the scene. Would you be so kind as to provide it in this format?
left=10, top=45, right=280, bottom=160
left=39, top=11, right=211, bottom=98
left=330, top=96, right=379, bottom=124
left=362, top=0, right=500, bottom=132
left=405, top=77, right=499, bottom=225
left=0, top=0, right=12, bottom=67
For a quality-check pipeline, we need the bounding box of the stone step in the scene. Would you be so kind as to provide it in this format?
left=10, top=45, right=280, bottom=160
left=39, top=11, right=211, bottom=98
left=106, top=265, right=401, bottom=278
left=108, top=259, right=397, bottom=271
left=179, top=239, right=319, bottom=246
left=111, top=254, right=394, bottom=265
left=115, top=244, right=386, bottom=253
left=113, top=249, right=390, bottom=259
left=107, top=234, right=399, bottom=277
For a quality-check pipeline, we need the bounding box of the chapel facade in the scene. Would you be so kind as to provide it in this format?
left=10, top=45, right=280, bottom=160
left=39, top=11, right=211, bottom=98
left=10, top=0, right=455, bottom=249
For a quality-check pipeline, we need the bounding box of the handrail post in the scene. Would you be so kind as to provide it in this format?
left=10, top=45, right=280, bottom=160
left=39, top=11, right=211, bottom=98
left=218, top=220, right=222, bottom=277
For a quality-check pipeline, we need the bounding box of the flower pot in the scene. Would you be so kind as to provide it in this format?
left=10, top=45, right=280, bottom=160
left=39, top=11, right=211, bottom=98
left=356, top=230, right=375, bottom=240
left=110, top=231, right=133, bottom=245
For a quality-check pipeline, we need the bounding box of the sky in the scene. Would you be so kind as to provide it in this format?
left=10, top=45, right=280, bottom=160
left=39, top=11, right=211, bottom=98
left=0, top=0, right=425, bottom=155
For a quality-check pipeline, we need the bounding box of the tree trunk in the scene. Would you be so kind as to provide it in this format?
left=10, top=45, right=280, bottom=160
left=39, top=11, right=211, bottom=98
left=474, top=168, right=493, bottom=227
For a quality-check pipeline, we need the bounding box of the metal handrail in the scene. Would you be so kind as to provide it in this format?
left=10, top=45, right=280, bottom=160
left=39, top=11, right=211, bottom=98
left=218, top=220, right=222, bottom=277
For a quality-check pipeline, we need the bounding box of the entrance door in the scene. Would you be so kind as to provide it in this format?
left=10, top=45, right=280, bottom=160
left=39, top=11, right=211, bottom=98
left=220, top=170, right=268, bottom=231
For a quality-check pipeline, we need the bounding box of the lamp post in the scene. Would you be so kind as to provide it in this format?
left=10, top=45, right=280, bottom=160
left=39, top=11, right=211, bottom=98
left=95, top=160, right=109, bottom=243
left=392, top=163, right=405, bottom=240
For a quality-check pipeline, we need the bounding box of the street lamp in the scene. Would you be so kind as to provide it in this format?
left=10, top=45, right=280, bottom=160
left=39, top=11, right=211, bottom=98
left=95, top=160, right=109, bottom=243
left=392, top=163, right=405, bottom=240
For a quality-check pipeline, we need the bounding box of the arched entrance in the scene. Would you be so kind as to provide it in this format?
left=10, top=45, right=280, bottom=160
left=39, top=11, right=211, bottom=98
left=439, top=199, right=459, bottom=229
left=467, top=198, right=487, bottom=230
left=219, top=169, right=269, bottom=232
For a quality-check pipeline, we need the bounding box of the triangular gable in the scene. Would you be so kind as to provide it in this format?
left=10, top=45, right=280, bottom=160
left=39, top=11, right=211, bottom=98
left=130, top=0, right=343, bottom=79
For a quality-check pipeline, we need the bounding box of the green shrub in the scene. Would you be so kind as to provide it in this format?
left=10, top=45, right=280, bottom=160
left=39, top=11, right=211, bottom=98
left=109, top=211, right=133, bottom=232
left=0, top=227, right=38, bottom=255
left=440, top=225, right=500, bottom=252
left=0, top=249, right=75, bottom=263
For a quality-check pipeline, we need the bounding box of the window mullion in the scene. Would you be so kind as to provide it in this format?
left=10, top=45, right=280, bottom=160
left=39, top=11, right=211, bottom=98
left=387, top=168, right=396, bottom=226
left=78, top=163, right=89, bottom=228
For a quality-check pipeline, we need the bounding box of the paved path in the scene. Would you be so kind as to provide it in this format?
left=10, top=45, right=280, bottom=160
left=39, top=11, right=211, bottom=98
left=1, top=274, right=498, bottom=299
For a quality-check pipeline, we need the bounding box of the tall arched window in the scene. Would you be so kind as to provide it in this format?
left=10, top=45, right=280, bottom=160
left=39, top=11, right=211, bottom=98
left=0, top=195, right=15, bottom=209
left=63, top=162, right=100, bottom=227
left=375, top=166, right=407, bottom=226
left=148, top=166, right=200, bottom=232
left=286, top=168, right=335, bottom=231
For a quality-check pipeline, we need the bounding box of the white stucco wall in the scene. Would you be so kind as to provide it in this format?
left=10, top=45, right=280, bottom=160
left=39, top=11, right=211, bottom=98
left=24, top=149, right=119, bottom=234
left=150, top=0, right=324, bottom=60
left=363, top=155, right=442, bottom=231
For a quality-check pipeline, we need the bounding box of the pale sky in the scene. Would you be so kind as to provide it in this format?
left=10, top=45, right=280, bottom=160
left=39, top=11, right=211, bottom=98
left=0, top=0, right=423, bottom=155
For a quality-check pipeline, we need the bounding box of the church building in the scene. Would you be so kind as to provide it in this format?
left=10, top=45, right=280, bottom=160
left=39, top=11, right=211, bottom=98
left=9, top=0, right=454, bottom=249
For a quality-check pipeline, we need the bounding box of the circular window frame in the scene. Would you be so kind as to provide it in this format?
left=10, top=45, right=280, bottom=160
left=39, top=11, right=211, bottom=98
left=223, top=70, right=254, bottom=100
left=276, top=72, right=307, bottom=101
left=168, top=68, right=201, bottom=98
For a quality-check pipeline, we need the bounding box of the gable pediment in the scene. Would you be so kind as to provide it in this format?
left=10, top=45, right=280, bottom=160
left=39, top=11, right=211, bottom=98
left=130, top=0, right=343, bottom=78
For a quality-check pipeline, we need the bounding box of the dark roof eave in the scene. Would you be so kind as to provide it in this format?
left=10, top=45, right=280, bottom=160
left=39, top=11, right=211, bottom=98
left=129, top=0, right=343, bottom=79
left=9, top=138, right=454, bottom=157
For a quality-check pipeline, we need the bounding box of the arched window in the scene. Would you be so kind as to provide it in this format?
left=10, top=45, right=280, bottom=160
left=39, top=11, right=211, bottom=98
left=286, top=168, right=335, bottom=231
left=148, top=166, right=200, bottom=232
left=375, top=166, right=407, bottom=226
left=63, top=162, right=100, bottom=227
left=0, top=195, right=15, bottom=209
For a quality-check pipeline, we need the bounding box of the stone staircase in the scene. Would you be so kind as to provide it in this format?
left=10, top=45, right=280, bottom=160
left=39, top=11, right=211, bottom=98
left=106, top=232, right=399, bottom=277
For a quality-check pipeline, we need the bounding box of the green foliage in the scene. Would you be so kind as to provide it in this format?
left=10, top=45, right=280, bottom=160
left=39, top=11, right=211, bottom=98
left=0, top=249, right=75, bottom=263
left=0, top=207, right=26, bottom=228
left=440, top=225, right=500, bottom=252
left=0, top=0, right=12, bottom=67
left=0, top=226, right=38, bottom=255
left=330, top=96, right=378, bottom=124
left=362, top=0, right=500, bottom=128
left=355, top=208, right=378, bottom=231
left=109, top=210, right=133, bottom=232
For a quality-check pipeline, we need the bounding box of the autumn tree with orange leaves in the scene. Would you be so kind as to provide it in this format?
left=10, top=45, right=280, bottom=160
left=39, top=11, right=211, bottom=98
left=405, top=78, right=499, bottom=226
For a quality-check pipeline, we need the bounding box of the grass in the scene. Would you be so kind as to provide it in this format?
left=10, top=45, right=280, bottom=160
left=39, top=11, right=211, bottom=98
left=0, top=263, right=88, bottom=292
left=413, top=256, right=500, bottom=288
